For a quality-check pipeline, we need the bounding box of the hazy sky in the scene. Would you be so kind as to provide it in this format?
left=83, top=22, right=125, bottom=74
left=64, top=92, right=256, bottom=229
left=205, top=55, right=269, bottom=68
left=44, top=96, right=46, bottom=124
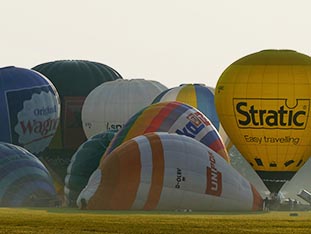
left=2, top=0, right=311, bottom=88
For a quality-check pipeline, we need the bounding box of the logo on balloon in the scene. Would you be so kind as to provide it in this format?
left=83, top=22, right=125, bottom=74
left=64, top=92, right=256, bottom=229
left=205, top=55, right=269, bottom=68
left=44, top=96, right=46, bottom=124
left=6, top=87, right=59, bottom=154
left=234, top=98, right=310, bottom=129
left=175, top=112, right=210, bottom=137
left=206, top=152, right=222, bottom=197
left=106, top=122, right=124, bottom=132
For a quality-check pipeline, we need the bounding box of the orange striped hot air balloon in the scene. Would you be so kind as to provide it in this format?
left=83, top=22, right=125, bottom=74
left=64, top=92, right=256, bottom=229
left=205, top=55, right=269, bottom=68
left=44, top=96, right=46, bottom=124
left=77, top=132, right=262, bottom=211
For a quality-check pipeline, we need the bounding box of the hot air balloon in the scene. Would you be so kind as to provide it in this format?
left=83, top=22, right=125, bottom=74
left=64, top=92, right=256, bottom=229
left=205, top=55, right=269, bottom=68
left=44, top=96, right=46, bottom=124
left=32, top=60, right=122, bottom=151
left=215, top=49, right=311, bottom=194
left=104, top=101, right=229, bottom=163
left=32, top=60, right=122, bottom=186
left=0, top=142, right=57, bottom=207
left=81, top=79, right=167, bottom=138
left=152, top=83, right=232, bottom=150
left=77, top=132, right=262, bottom=211
left=0, top=66, right=60, bottom=155
left=64, top=131, right=115, bottom=206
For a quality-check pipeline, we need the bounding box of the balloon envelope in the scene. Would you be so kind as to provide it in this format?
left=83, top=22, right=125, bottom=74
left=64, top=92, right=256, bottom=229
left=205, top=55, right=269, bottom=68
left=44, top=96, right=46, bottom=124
left=0, top=66, right=60, bottom=155
left=32, top=60, right=122, bottom=151
left=0, top=142, right=57, bottom=207
left=82, top=79, right=167, bottom=138
left=215, top=49, right=311, bottom=193
left=152, top=83, right=232, bottom=150
left=78, top=132, right=262, bottom=211
left=64, top=131, right=115, bottom=206
left=32, top=60, right=122, bottom=189
left=104, top=101, right=229, bottom=162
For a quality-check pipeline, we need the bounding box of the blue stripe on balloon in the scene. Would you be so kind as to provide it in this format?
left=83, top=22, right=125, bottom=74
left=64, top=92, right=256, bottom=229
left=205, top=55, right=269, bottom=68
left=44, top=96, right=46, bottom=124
left=6, top=180, right=56, bottom=206
left=195, top=85, right=219, bottom=129
left=0, top=168, right=52, bottom=202
left=200, top=130, right=219, bottom=148
left=157, top=102, right=190, bottom=131
left=0, top=163, right=49, bottom=201
left=0, top=160, right=48, bottom=181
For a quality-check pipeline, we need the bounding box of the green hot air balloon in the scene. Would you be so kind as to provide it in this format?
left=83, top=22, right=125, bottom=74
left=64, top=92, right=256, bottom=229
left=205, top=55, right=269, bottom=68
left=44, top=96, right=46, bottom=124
left=32, top=60, right=122, bottom=195
left=64, top=131, right=115, bottom=206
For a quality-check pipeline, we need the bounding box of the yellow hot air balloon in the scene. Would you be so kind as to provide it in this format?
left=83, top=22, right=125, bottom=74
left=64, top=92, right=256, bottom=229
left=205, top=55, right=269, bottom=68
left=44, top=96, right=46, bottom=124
left=215, top=49, right=311, bottom=194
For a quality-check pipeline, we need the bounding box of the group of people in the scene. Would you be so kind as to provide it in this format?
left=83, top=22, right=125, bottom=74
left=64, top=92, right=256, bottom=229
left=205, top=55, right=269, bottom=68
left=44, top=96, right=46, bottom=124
left=263, top=194, right=299, bottom=211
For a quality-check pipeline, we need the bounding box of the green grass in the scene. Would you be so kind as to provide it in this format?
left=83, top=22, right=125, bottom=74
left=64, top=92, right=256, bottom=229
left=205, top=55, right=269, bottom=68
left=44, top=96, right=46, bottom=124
left=0, top=208, right=310, bottom=234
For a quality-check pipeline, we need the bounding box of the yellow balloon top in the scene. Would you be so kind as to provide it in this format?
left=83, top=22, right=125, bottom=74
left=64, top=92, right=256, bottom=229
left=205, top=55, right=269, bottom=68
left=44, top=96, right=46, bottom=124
left=215, top=49, right=311, bottom=193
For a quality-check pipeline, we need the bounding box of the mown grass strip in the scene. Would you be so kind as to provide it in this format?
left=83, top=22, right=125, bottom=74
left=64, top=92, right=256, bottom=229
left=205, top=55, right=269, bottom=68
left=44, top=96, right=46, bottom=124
left=0, top=208, right=310, bottom=234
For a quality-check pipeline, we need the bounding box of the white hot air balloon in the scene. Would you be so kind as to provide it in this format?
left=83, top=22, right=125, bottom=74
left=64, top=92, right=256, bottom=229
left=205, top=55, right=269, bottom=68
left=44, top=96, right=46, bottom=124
left=82, top=79, right=167, bottom=138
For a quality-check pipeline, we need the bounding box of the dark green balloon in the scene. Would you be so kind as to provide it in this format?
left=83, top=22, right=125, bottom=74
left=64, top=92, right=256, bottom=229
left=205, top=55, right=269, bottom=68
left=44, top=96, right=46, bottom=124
left=64, top=131, right=115, bottom=207
left=32, top=60, right=122, bottom=199
left=32, top=60, right=122, bottom=98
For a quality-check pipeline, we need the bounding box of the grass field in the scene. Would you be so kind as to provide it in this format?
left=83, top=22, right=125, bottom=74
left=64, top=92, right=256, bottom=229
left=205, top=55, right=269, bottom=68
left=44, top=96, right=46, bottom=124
left=0, top=208, right=310, bottom=234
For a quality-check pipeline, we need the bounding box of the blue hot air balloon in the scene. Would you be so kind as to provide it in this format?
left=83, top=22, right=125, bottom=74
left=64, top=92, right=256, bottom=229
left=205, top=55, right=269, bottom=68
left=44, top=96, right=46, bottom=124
left=0, top=142, right=57, bottom=207
left=0, top=66, right=60, bottom=155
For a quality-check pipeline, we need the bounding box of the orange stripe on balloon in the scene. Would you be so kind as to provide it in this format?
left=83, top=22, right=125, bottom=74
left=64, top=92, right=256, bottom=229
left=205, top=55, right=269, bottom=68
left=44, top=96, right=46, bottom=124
left=87, top=139, right=141, bottom=210
left=216, top=149, right=230, bottom=163
left=123, top=103, right=166, bottom=142
left=143, top=133, right=165, bottom=210
left=250, top=184, right=263, bottom=211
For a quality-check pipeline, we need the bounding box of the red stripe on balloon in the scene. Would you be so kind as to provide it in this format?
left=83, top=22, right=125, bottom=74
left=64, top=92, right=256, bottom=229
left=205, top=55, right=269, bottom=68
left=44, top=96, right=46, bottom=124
left=144, top=102, right=180, bottom=133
